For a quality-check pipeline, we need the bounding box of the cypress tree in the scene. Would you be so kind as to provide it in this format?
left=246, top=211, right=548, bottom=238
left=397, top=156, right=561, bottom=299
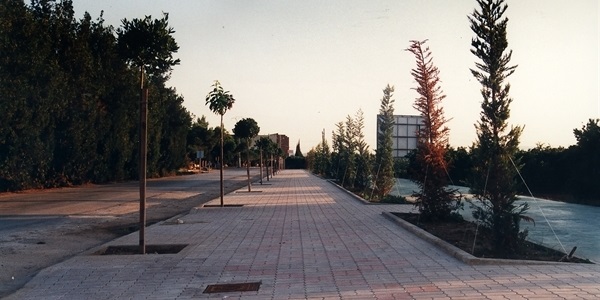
left=469, top=0, right=528, bottom=255
left=374, top=84, right=396, bottom=201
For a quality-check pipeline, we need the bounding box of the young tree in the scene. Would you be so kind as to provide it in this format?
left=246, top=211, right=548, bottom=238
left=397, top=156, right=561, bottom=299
left=233, top=118, right=260, bottom=191
left=205, top=80, right=236, bottom=207
left=117, top=13, right=179, bottom=254
left=353, top=109, right=372, bottom=192
left=469, top=0, right=527, bottom=255
left=331, top=122, right=346, bottom=182
left=255, top=136, right=274, bottom=182
left=407, top=40, right=458, bottom=221
left=342, top=114, right=357, bottom=188
left=374, top=84, right=396, bottom=201
left=311, top=132, right=331, bottom=177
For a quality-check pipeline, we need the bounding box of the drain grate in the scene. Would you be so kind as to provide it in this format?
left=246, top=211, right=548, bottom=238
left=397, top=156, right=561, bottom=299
left=203, top=282, right=261, bottom=293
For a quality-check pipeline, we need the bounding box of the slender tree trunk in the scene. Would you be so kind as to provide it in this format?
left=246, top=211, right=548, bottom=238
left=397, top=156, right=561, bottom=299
left=246, top=140, right=251, bottom=192
left=259, top=148, right=263, bottom=184
left=139, top=66, right=147, bottom=254
left=266, top=152, right=270, bottom=181
left=219, top=114, right=224, bottom=207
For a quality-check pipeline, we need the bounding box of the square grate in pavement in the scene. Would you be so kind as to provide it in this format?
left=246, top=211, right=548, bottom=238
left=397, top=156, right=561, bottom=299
left=203, top=282, right=261, bottom=293
left=97, top=244, right=187, bottom=255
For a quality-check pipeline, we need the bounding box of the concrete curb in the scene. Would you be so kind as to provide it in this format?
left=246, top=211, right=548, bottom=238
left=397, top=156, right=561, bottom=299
left=382, top=211, right=578, bottom=265
left=322, top=175, right=580, bottom=266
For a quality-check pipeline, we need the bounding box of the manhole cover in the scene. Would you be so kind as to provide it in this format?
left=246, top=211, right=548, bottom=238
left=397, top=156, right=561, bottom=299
left=203, top=282, right=261, bottom=293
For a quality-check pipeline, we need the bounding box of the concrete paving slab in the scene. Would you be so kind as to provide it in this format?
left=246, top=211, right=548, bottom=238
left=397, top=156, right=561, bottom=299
left=5, top=170, right=600, bottom=299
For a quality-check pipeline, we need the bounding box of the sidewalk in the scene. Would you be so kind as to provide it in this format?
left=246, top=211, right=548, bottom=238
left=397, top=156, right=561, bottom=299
left=6, top=170, right=600, bottom=299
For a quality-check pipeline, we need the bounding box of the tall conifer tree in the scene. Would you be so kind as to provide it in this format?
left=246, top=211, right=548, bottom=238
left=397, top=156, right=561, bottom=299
left=469, top=0, right=528, bottom=254
left=374, top=85, right=396, bottom=201
left=407, top=40, right=458, bottom=220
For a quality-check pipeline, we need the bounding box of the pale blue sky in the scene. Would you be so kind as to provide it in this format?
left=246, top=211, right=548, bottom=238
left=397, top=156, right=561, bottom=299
left=73, top=0, right=599, bottom=151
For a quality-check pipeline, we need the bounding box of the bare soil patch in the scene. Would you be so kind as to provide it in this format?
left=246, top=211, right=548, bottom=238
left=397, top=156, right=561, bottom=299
left=392, top=212, right=592, bottom=263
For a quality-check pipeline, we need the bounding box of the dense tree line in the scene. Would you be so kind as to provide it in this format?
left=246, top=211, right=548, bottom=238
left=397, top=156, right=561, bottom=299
left=517, top=119, right=600, bottom=204
left=403, top=119, right=600, bottom=206
left=0, top=0, right=191, bottom=191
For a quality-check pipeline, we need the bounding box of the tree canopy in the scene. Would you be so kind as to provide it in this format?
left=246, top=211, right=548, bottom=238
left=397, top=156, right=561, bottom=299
left=0, top=0, right=190, bottom=191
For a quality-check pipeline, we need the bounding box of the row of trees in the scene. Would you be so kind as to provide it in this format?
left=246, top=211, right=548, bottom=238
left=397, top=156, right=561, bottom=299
left=307, top=96, right=397, bottom=202
left=309, top=0, right=566, bottom=256
left=187, top=116, right=284, bottom=172
left=0, top=1, right=284, bottom=193
left=0, top=0, right=191, bottom=191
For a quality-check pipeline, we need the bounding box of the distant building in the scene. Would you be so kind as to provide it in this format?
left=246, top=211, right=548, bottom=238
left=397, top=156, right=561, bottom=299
left=269, top=133, right=290, bottom=157
left=254, top=133, right=290, bottom=157
left=377, top=114, right=424, bottom=158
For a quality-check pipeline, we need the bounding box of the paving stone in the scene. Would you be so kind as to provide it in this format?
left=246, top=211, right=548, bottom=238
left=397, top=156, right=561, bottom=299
left=5, top=170, right=600, bottom=299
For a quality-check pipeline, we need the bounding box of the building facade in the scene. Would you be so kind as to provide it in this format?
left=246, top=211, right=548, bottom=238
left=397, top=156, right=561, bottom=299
left=254, top=133, right=290, bottom=157
left=377, top=114, right=424, bottom=158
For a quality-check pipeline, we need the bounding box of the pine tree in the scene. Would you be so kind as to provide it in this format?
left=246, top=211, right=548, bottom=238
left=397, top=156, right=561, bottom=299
left=469, top=0, right=527, bottom=255
left=374, top=84, right=396, bottom=201
left=407, top=40, right=458, bottom=221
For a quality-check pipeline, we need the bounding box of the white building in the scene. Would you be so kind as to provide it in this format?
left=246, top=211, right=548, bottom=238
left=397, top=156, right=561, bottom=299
left=377, top=114, right=424, bottom=158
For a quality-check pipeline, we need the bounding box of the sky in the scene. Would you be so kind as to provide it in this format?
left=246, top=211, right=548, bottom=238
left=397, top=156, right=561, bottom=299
left=72, top=0, right=599, bottom=151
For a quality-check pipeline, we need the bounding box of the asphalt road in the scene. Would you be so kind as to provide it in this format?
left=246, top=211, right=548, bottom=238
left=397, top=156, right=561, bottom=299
left=0, top=167, right=264, bottom=298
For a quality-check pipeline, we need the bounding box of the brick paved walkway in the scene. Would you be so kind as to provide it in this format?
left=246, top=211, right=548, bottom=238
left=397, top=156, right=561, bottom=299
left=6, top=170, right=600, bottom=299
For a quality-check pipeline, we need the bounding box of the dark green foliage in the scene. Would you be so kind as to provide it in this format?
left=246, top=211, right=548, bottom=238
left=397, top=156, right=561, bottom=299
left=256, top=136, right=280, bottom=178
left=353, top=110, right=372, bottom=192
left=308, top=135, right=331, bottom=177
left=187, top=116, right=219, bottom=163
left=380, top=194, right=410, bottom=204
left=233, top=118, right=260, bottom=142
left=205, top=81, right=235, bottom=117
left=285, top=156, right=307, bottom=169
left=116, top=13, right=179, bottom=79
left=515, top=125, right=600, bottom=205
left=517, top=144, right=567, bottom=197
left=374, top=84, right=396, bottom=201
left=570, top=119, right=600, bottom=200
left=294, top=141, right=304, bottom=157
left=469, top=0, right=527, bottom=255
left=446, top=146, right=472, bottom=186
left=233, top=118, right=260, bottom=191
left=393, top=158, right=409, bottom=179
left=0, top=1, right=191, bottom=191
